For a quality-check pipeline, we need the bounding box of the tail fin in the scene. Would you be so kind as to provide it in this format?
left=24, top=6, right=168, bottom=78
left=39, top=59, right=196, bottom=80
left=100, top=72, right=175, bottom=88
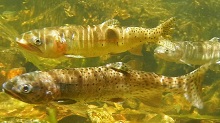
left=158, top=17, right=175, bottom=39
left=180, top=63, right=211, bottom=109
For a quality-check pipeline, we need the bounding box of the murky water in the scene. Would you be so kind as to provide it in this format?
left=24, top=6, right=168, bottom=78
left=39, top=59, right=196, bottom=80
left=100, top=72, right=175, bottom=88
left=0, top=0, right=220, bottom=122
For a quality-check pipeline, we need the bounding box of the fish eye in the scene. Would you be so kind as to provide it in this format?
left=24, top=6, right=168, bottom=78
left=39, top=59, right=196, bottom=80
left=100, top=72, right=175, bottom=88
left=34, top=38, right=42, bottom=45
left=20, top=84, right=32, bottom=93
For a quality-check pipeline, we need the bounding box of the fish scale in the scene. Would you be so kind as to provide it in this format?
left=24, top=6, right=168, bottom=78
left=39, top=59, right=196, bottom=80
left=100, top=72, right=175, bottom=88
left=3, top=62, right=210, bottom=109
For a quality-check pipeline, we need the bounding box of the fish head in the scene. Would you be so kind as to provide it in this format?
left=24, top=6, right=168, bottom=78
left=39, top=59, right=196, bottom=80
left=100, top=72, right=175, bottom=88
left=16, top=28, right=67, bottom=58
left=2, top=72, right=54, bottom=104
left=154, top=46, right=182, bottom=62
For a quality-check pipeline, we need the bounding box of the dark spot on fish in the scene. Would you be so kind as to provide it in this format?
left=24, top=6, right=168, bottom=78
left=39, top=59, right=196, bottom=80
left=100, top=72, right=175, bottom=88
left=106, top=29, right=118, bottom=40
left=98, top=68, right=101, bottom=72
left=116, top=42, right=119, bottom=46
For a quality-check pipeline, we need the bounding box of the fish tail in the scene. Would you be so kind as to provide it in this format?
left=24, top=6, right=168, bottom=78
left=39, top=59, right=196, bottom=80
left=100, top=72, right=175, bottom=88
left=180, top=63, right=211, bottom=109
left=157, top=17, right=175, bottom=39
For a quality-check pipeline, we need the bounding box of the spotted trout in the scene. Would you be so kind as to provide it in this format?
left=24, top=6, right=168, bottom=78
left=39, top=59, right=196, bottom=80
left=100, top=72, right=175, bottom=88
left=16, top=18, right=175, bottom=58
left=154, top=37, right=220, bottom=65
left=3, top=62, right=210, bottom=109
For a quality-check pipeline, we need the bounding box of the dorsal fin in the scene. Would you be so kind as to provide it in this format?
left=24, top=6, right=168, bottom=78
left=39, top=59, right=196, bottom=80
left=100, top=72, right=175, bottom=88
left=209, top=37, right=220, bottom=42
left=106, top=62, right=130, bottom=72
left=100, top=19, right=120, bottom=27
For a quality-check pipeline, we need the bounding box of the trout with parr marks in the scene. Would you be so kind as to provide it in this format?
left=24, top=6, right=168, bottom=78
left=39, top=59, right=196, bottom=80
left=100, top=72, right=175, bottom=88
left=2, top=62, right=209, bottom=109
left=16, top=18, right=175, bottom=58
left=154, top=37, right=220, bottom=65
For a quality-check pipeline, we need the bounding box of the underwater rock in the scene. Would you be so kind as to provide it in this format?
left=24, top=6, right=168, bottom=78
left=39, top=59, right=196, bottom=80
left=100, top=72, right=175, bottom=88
left=87, top=108, right=115, bottom=123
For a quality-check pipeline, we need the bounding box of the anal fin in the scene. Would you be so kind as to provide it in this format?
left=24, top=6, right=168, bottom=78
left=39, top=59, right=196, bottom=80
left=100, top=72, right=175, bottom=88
left=132, top=89, right=163, bottom=108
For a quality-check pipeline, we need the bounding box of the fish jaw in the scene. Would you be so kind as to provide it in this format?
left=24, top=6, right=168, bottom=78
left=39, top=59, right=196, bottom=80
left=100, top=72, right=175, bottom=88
left=16, top=38, right=43, bottom=54
left=2, top=81, right=25, bottom=102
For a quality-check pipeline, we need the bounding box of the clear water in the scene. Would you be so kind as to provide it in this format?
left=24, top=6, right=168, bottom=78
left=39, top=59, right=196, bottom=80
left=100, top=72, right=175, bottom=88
left=0, top=0, right=220, bottom=122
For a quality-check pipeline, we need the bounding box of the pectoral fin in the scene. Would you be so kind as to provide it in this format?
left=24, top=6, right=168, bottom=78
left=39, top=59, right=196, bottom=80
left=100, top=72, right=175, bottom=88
left=128, top=44, right=144, bottom=56
left=55, top=99, right=77, bottom=105
left=64, top=54, right=85, bottom=58
left=134, top=91, right=163, bottom=108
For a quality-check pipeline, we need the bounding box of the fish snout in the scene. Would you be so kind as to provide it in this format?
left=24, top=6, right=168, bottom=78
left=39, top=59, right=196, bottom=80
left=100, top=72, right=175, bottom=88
left=16, top=39, right=43, bottom=53
left=2, top=81, right=14, bottom=93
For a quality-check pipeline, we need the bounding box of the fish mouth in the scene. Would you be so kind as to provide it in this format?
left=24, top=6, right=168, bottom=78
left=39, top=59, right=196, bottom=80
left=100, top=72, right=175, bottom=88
left=2, top=82, right=24, bottom=102
left=16, top=39, right=43, bottom=53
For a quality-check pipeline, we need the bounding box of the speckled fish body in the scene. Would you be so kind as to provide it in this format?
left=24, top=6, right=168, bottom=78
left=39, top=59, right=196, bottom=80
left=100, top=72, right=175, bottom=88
left=3, top=62, right=210, bottom=109
left=16, top=18, right=175, bottom=58
left=154, top=37, right=220, bottom=65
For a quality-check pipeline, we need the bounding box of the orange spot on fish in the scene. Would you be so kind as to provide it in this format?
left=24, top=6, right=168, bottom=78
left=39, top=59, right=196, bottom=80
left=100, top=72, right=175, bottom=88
left=54, top=40, right=67, bottom=55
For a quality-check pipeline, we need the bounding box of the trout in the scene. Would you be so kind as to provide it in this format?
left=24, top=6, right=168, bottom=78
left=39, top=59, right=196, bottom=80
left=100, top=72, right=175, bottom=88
left=16, top=18, right=175, bottom=58
left=2, top=62, right=210, bottom=109
left=154, top=37, right=220, bottom=65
